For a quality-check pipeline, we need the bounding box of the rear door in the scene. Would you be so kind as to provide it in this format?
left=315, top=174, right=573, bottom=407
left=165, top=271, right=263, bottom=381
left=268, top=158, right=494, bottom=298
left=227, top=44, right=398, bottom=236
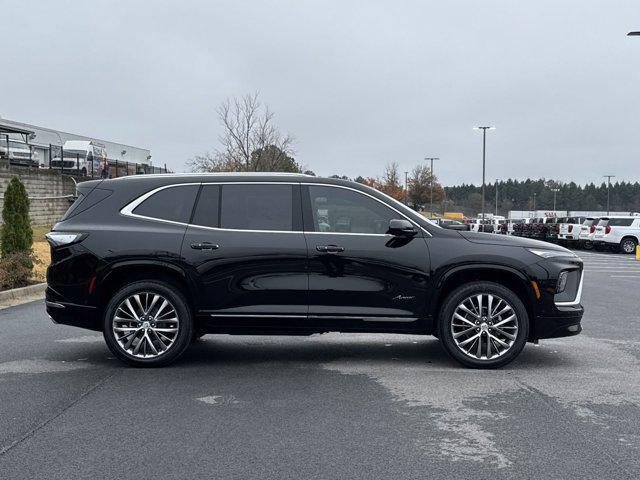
left=181, top=182, right=308, bottom=321
left=302, top=184, right=430, bottom=323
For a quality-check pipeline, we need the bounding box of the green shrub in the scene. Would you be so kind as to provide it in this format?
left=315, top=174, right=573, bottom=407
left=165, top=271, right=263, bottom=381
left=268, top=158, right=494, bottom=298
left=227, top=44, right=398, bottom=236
left=1, top=176, right=32, bottom=259
left=0, top=251, right=38, bottom=290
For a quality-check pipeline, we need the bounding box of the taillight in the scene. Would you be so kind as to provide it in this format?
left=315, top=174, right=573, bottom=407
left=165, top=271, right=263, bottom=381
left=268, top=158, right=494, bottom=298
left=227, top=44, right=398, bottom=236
left=605, top=225, right=611, bottom=234
left=568, top=225, right=573, bottom=233
left=590, top=225, right=595, bottom=233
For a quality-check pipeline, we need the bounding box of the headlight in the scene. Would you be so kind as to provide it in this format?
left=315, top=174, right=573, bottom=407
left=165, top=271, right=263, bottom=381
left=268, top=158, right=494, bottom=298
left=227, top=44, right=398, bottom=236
left=45, top=232, right=85, bottom=247
left=556, top=271, right=569, bottom=293
left=526, top=248, right=577, bottom=259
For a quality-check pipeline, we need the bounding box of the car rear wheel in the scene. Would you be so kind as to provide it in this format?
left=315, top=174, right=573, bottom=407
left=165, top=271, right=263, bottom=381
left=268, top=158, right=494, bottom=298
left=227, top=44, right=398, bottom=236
left=438, top=281, right=529, bottom=369
left=620, top=238, right=638, bottom=254
left=103, top=280, right=193, bottom=367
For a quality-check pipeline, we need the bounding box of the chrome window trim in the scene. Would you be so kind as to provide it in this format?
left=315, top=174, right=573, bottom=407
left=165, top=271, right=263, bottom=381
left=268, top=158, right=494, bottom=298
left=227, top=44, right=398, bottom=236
left=120, top=181, right=430, bottom=236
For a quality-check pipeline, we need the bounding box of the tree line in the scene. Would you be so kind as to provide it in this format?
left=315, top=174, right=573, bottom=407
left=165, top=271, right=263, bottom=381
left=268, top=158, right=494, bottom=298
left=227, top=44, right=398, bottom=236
left=445, top=179, right=640, bottom=216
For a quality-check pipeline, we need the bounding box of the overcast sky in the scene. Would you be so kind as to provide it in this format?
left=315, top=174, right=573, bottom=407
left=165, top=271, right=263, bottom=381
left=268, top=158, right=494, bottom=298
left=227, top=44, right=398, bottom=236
left=1, top=0, right=638, bottom=185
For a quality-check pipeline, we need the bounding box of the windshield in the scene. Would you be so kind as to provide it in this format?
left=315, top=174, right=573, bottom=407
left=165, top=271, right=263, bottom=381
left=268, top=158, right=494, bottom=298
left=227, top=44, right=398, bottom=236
left=62, top=150, right=87, bottom=159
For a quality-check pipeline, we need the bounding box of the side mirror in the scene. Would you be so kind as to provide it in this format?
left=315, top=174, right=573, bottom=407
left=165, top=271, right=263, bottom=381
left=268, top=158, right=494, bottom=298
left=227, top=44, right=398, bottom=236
left=388, top=219, right=417, bottom=236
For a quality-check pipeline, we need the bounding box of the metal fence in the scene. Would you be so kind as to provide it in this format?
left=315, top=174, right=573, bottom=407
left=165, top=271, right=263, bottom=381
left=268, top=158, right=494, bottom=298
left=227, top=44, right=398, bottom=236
left=46, top=144, right=168, bottom=178
left=1, top=135, right=168, bottom=177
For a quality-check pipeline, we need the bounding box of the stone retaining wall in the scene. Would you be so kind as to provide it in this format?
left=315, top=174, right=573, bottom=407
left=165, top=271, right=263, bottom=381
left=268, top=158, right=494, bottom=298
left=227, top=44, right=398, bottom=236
left=0, top=162, right=77, bottom=226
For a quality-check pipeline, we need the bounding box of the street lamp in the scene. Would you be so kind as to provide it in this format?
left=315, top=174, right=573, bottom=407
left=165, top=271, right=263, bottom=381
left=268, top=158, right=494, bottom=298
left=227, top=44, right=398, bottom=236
left=473, top=126, right=495, bottom=220
left=495, top=179, right=499, bottom=216
left=550, top=188, right=560, bottom=211
left=424, top=157, right=439, bottom=215
left=533, top=192, right=537, bottom=212
left=404, top=171, right=409, bottom=205
left=603, top=175, right=615, bottom=215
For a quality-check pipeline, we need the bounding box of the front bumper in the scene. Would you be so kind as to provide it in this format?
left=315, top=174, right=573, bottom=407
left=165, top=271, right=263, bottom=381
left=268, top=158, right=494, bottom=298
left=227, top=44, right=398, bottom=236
left=535, top=305, right=583, bottom=339
left=527, top=256, right=584, bottom=340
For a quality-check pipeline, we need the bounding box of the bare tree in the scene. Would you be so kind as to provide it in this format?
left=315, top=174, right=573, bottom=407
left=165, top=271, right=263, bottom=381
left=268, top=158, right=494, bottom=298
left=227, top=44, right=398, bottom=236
left=188, top=93, right=295, bottom=172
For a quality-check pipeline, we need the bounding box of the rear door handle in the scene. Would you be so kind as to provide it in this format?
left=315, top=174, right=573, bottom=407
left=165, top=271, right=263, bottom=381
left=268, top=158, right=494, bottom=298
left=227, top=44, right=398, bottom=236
left=316, top=244, right=345, bottom=253
left=190, top=242, right=219, bottom=250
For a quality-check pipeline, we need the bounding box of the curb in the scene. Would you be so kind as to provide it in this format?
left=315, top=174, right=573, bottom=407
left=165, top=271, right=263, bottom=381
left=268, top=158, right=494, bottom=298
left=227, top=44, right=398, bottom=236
left=0, top=282, right=47, bottom=303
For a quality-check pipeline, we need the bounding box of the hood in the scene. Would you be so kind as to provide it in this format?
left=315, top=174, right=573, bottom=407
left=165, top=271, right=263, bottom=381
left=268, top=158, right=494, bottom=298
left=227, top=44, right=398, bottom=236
left=458, top=231, right=570, bottom=252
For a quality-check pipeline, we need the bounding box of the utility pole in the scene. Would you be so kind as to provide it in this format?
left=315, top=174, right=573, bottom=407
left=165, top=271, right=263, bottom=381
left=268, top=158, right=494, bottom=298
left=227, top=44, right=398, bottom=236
left=404, top=171, right=408, bottom=205
left=425, top=157, right=439, bottom=215
left=533, top=192, right=537, bottom=212
left=551, top=188, right=560, bottom=211
left=474, top=127, right=494, bottom=220
left=603, top=175, right=615, bottom=215
left=495, top=179, right=499, bottom=216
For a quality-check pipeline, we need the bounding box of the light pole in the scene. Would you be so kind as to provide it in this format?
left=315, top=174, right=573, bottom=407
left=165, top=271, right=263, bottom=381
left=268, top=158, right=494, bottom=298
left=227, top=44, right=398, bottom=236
left=495, top=179, right=499, bottom=216
left=404, top=171, right=408, bottom=205
left=603, top=175, right=615, bottom=214
left=474, top=127, right=494, bottom=220
left=424, top=157, right=439, bottom=215
left=550, top=188, right=560, bottom=211
left=533, top=192, right=537, bottom=212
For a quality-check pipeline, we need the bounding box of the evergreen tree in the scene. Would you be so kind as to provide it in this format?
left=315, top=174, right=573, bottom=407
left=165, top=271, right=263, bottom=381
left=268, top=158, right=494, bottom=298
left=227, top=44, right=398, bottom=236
left=1, top=177, right=32, bottom=258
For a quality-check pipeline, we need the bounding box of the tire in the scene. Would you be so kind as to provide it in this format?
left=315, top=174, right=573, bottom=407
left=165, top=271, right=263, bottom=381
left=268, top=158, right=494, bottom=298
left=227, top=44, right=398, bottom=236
left=438, top=281, right=529, bottom=369
left=620, top=237, right=638, bottom=255
left=103, top=280, right=193, bottom=367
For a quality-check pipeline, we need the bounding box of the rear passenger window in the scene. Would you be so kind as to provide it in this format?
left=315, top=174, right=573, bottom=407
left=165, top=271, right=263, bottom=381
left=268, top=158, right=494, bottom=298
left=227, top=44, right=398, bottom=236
left=608, top=218, right=634, bottom=227
left=191, top=185, right=220, bottom=228
left=132, top=185, right=199, bottom=223
left=220, top=184, right=295, bottom=231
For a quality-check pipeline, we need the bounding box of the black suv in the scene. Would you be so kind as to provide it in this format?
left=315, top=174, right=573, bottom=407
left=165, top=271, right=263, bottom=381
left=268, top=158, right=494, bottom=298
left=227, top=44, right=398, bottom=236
left=46, top=174, right=584, bottom=368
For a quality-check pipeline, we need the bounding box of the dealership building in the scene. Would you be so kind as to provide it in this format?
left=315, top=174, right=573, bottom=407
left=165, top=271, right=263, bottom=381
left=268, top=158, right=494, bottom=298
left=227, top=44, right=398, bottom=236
left=0, top=116, right=152, bottom=167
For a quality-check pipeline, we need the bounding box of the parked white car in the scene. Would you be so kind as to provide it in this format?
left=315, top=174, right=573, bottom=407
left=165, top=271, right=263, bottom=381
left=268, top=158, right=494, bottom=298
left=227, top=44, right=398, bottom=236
left=468, top=219, right=493, bottom=233
left=558, top=216, right=589, bottom=244
left=592, top=216, right=640, bottom=253
left=578, top=217, right=598, bottom=249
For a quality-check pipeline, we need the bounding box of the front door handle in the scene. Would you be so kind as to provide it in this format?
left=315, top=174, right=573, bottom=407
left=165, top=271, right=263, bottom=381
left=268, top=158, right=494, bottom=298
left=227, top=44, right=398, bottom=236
left=316, top=244, right=345, bottom=253
left=190, top=242, right=219, bottom=250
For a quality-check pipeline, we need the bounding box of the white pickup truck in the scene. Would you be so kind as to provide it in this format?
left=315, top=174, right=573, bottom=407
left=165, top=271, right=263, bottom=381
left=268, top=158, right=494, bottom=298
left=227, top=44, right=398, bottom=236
left=50, top=140, right=106, bottom=176
left=592, top=216, right=640, bottom=254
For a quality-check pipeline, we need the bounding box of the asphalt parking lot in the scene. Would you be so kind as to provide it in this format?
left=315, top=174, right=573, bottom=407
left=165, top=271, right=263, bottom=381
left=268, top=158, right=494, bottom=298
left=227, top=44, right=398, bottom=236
left=0, top=250, right=639, bottom=480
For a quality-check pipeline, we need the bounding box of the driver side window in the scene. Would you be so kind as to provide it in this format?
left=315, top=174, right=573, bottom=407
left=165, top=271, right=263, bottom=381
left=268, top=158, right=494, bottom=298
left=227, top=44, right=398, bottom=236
left=308, top=186, right=397, bottom=234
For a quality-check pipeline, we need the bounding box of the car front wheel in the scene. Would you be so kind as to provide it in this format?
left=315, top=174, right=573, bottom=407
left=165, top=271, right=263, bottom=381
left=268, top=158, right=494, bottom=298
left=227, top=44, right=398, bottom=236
left=438, top=281, right=529, bottom=369
left=103, top=280, right=193, bottom=367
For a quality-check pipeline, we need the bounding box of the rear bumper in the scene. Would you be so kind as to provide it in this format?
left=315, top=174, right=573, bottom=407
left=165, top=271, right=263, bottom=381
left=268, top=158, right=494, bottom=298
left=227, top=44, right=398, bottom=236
left=46, top=287, right=101, bottom=331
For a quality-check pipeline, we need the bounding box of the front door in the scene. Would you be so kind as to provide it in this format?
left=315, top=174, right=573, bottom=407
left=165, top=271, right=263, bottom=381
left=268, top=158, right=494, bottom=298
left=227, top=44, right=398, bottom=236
left=302, top=184, right=431, bottom=323
left=181, top=182, right=308, bottom=323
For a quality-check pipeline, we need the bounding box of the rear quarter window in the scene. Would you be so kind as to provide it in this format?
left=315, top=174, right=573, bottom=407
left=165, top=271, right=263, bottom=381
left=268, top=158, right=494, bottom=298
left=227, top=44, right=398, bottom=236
left=132, top=185, right=199, bottom=223
left=608, top=218, right=634, bottom=227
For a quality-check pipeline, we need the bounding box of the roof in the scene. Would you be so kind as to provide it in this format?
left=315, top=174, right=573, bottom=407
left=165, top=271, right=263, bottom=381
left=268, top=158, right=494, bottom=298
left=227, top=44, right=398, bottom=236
left=0, top=122, right=35, bottom=136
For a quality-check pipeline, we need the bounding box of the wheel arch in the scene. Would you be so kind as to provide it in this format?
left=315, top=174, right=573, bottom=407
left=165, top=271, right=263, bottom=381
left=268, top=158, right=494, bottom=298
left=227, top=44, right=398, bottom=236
left=430, top=265, right=536, bottom=340
left=97, top=261, right=196, bottom=318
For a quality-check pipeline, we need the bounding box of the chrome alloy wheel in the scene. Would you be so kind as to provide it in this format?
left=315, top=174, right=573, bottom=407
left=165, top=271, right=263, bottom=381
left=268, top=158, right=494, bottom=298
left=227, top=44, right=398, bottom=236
left=621, top=239, right=636, bottom=254
left=112, top=292, right=180, bottom=358
left=450, top=293, right=519, bottom=361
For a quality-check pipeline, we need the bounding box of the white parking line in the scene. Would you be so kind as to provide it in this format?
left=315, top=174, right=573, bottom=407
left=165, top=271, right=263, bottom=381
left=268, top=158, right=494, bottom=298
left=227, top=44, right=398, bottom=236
left=610, top=275, right=640, bottom=278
